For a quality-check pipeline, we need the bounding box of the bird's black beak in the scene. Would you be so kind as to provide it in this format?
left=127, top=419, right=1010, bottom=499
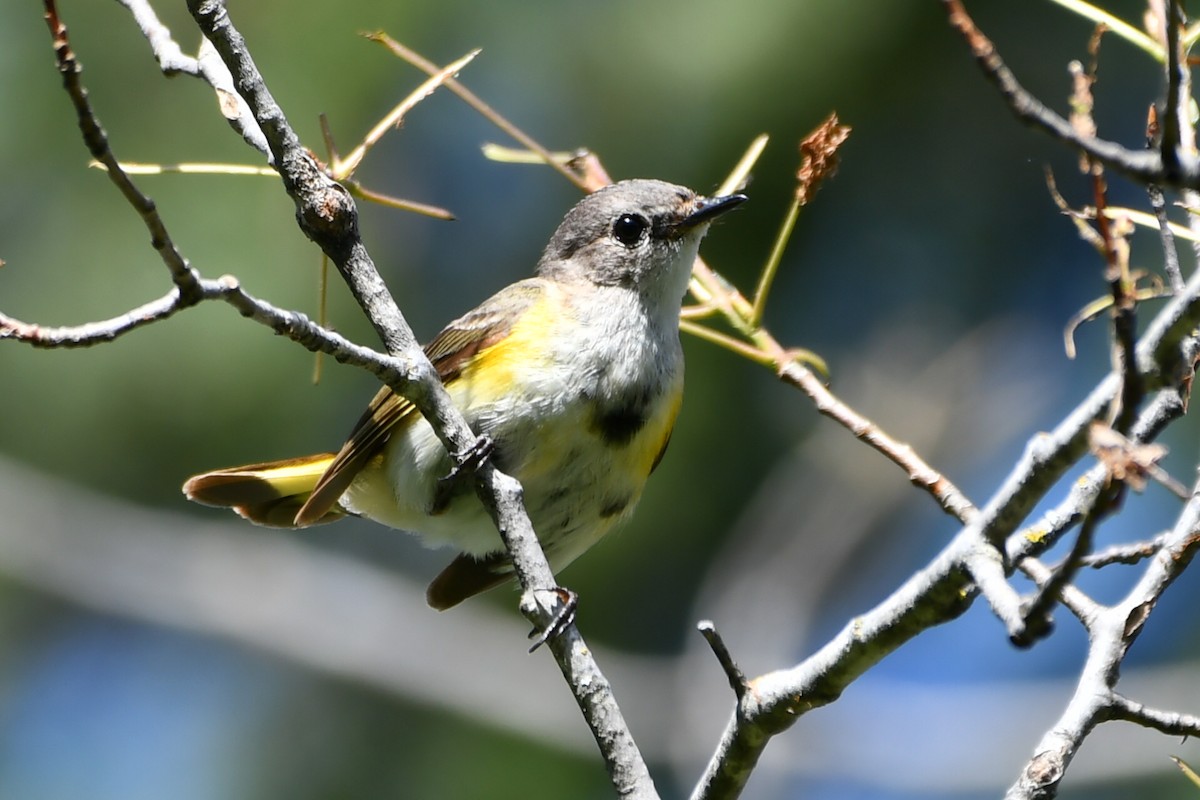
left=682, top=193, right=747, bottom=228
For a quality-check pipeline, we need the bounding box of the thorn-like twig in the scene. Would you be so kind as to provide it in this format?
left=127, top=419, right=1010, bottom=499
left=697, top=620, right=749, bottom=701
left=1080, top=532, right=1169, bottom=567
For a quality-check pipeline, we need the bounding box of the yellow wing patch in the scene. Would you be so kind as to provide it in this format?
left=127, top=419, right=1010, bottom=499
left=294, top=279, right=551, bottom=526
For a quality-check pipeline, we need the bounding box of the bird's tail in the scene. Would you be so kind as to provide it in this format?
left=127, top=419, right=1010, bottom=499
left=182, top=454, right=343, bottom=528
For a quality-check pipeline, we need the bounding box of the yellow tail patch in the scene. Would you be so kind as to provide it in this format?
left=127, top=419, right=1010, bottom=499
left=183, top=454, right=342, bottom=528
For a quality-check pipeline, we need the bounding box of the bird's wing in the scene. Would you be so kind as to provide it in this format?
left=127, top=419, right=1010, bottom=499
left=294, top=279, right=547, bottom=525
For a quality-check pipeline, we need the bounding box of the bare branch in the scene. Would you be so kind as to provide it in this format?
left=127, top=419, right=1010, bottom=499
left=1160, top=0, right=1189, bottom=177
left=1080, top=532, right=1170, bottom=568
left=1011, top=473, right=1116, bottom=647
left=692, top=249, right=1200, bottom=798
left=697, top=621, right=750, bottom=701
left=1007, top=384, right=1190, bottom=567
left=1110, top=695, right=1200, bottom=738
left=43, top=2, right=200, bottom=300
left=777, top=359, right=979, bottom=522
left=1005, top=477, right=1200, bottom=800
left=1017, top=556, right=1103, bottom=627
left=1147, top=182, right=1186, bottom=292
left=1, top=288, right=187, bottom=347
left=116, top=0, right=200, bottom=76
left=941, top=0, right=1174, bottom=185
left=116, top=0, right=269, bottom=156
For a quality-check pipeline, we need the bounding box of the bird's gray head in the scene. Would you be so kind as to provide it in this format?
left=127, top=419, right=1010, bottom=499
left=536, top=179, right=745, bottom=304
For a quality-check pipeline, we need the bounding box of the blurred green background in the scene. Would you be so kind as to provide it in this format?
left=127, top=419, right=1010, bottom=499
left=3, top=1, right=1200, bottom=798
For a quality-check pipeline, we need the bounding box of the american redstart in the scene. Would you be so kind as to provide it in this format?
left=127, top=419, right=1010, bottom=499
left=183, top=179, right=745, bottom=609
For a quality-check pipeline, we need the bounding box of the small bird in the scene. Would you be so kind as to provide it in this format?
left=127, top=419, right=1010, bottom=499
left=183, top=179, right=745, bottom=610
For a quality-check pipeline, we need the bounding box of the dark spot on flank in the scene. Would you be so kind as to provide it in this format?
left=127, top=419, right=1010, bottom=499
left=599, top=495, right=631, bottom=519
left=592, top=407, right=646, bottom=445
left=590, top=388, right=654, bottom=446
left=429, top=470, right=473, bottom=515
left=545, top=485, right=571, bottom=505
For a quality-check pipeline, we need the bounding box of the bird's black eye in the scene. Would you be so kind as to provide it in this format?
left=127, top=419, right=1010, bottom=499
left=611, top=213, right=649, bottom=247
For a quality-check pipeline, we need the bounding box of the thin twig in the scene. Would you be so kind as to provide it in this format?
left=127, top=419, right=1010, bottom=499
left=942, top=0, right=1169, bottom=186
left=1011, top=489, right=1111, bottom=647
left=43, top=3, right=201, bottom=301
left=365, top=32, right=590, bottom=192
left=1, top=289, right=187, bottom=348
left=779, top=361, right=979, bottom=521
left=1087, top=169, right=1144, bottom=434
left=697, top=621, right=749, bottom=701
left=1046, top=0, right=1164, bottom=59
left=1080, top=532, right=1169, bottom=567
left=1016, top=556, right=1103, bottom=627
left=333, top=48, right=481, bottom=177
left=1007, top=386, right=1189, bottom=568
left=114, top=0, right=201, bottom=75
left=1160, top=0, right=1187, bottom=180
left=1109, top=695, right=1200, bottom=737
left=1148, top=184, right=1186, bottom=292
left=115, top=0, right=269, bottom=157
